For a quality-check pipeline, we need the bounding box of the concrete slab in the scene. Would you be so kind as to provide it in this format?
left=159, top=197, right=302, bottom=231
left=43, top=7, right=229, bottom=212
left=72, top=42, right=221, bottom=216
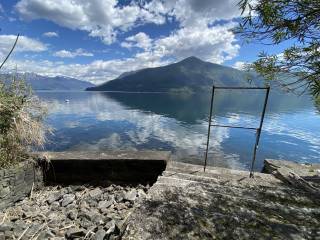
left=34, top=151, right=170, bottom=184
left=123, top=161, right=320, bottom=239
left=35, top=150, right=171, bottom=161
left=167, top=161, right=283, bottom=188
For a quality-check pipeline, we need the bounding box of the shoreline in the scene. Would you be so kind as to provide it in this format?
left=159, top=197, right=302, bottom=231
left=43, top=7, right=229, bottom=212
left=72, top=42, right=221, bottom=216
left=1, top=152, right=319, bottom=239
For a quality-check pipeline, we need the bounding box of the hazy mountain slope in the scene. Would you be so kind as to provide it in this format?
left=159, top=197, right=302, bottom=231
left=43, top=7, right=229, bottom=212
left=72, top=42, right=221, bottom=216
left=87, top=56, right=259, bottom=92
left=0, top=73, right=95, bottom=90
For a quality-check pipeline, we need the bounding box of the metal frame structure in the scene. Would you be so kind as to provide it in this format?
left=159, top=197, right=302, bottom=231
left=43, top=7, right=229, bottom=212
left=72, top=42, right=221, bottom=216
left=204, top=86, right=270, bottom=177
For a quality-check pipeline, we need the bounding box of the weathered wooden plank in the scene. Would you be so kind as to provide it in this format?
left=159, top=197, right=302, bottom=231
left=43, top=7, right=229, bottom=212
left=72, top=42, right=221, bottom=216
left=264, top=159, right=320, bottom=176
left=264, top=159, right=320, bottom=197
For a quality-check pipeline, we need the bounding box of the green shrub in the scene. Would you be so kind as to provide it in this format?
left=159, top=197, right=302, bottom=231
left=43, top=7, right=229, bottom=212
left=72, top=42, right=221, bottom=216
left=0, top=75, right=49, bottom=168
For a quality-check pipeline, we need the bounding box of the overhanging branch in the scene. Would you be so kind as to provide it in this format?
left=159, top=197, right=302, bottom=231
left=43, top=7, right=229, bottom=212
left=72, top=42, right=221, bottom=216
left=0, top=34, right=20, bottom=70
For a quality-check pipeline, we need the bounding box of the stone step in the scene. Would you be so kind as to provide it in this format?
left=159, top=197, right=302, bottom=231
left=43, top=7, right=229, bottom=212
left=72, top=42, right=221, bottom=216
left=166, top=162, right=282, bottom=188
left=153, top=177, right=320, bottom=227
left=123, top=179, right=320, bottom=240
left=163, top=169, right=308, bottom=195
left=157, top=175, right=319, bottom=209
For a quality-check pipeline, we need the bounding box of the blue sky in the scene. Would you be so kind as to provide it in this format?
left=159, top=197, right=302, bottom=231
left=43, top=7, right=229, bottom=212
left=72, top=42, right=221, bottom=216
left=0, top=0, right=289, bottom=84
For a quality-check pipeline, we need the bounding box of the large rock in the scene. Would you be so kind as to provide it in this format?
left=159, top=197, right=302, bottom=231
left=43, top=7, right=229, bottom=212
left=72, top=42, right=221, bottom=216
left=61, top=194, right=75, bottom=207
left=67, top=210, right=78, bottom=220
left=47, top=192, right=63, bottom=204
left=98, top=200, right=113, bottom=209
left=105, top=220, right=118, bottom=235
left=93, top=229, right=106, bottom=240
left=50, top=201, right=60, bottom=210
left=137, top=189, right=147, bottom=199
left=124, top=189, right=137, bottom=202
left=89, top=188, right=103, bottom=199
left=115, top=192, right=124, bottom=203
left=65, top=227, right=86, bottom=238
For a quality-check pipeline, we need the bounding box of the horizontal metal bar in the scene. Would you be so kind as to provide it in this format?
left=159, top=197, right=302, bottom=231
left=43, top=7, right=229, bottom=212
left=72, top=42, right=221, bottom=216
left=210, top=124, right=259, bottom=130
left=213, top=86, right=270, bottom=90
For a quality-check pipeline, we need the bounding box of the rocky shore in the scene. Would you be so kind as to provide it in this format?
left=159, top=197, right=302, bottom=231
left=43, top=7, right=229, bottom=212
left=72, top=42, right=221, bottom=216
left=0, top=183, right=148, bottom=239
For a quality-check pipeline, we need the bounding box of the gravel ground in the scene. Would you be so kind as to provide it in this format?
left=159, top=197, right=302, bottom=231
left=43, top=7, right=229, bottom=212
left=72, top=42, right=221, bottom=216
left=0, top=183, right=149, bottom=240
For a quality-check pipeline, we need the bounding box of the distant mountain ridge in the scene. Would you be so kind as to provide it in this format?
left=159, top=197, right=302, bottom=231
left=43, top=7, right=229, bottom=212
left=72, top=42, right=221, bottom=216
left=0, top=73, right=95, bottom=90
left=87, top=56, right=259, bottom=92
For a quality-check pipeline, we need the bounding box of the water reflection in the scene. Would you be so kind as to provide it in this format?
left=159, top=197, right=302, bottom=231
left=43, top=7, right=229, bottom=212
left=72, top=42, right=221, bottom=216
left=36, top=90, right=320, bottom=171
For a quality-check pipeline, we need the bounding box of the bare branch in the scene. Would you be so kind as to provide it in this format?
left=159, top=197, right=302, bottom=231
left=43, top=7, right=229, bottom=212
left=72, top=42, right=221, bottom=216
left=0, top=34, right=20, bottom=70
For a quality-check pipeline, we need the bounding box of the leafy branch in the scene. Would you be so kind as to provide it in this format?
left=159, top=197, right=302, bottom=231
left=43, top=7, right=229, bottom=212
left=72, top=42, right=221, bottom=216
left=237, top=0, right=320, bottom=97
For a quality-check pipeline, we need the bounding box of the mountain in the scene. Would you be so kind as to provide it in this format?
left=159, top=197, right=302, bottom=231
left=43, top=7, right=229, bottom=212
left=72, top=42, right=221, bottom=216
left=0, top=73, right=95, bottom=90
left=87, top=56, right=259, bottom=92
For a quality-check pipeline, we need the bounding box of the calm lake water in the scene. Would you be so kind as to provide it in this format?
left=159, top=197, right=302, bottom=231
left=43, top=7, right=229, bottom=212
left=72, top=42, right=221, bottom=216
left=36, top=90, right=320, bottom=171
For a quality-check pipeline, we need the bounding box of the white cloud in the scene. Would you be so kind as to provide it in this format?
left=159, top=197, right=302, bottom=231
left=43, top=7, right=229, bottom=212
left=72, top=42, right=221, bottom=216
left=1, top=55, right=167, bottom=84
left=152, top=23, right=239, bottom=64
left=15, top=0, right=165, bottom=45
left=121, top=32, right=152, bottom=50
left=233, top=61, right=247, bottom=70
left=0, top=35, right=47, bottom=58
left=121, top=23, right=239, bottom=64
left=43, top=31, right=59, bottom=38
left=15, top=0, right=242, bottom=45
left=44, top=93, right=243, bottom=169
left=144, top=0, right=241, bottom=27
left=2, top=24, right=239, bottom=84
left=10, top=0, right=244, bottom=83
left=53, top=48, right=93, bottom=58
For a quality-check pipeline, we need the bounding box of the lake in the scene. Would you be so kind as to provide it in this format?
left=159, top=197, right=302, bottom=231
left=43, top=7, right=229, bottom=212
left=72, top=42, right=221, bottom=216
left=36, top=90, right=320, bottom=172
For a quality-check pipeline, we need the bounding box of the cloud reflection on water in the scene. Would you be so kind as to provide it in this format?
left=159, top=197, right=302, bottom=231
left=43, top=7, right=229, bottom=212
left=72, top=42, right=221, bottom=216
left=37, top=91, right=320, bottom=171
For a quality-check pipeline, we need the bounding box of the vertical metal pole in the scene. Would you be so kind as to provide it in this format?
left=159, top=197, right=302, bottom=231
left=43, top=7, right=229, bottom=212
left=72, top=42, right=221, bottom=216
left=204, top=86, right=215, bottom=172
left=250, top=86, right=270, bottom=177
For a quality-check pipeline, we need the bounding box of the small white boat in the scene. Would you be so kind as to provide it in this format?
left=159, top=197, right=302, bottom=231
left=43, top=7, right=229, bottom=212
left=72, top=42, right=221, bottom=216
left=65, top=99, right=70, bottom=103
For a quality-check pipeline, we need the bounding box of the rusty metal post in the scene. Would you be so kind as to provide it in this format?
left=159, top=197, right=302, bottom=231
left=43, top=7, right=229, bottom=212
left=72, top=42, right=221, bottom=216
left=249, top=86, right=270, bottom=178
left=204, top=85, right=270, bottom=177
left=204, top=86, right=215, bottom=172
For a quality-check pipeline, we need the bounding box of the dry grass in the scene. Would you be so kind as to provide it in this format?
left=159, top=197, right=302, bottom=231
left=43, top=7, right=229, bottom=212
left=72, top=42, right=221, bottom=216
left=0, top=74, right=51, bottom=168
